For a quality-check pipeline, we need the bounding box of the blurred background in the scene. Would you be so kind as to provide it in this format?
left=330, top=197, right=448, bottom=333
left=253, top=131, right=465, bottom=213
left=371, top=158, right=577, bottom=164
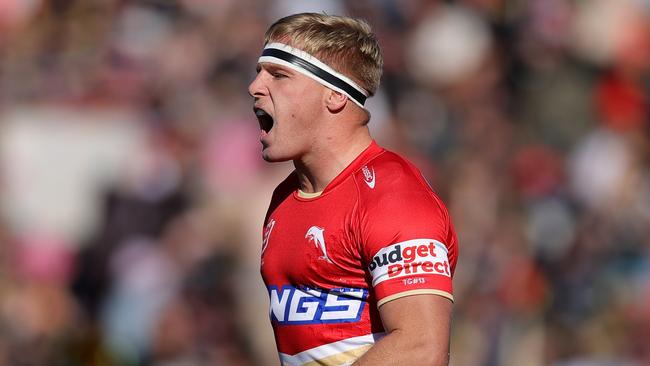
left=0, top=0, right=648, bottom=365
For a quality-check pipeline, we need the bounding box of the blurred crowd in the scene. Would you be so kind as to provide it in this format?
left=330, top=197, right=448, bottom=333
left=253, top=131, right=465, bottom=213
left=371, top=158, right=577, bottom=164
left=0, top=0, right=648, bottom=365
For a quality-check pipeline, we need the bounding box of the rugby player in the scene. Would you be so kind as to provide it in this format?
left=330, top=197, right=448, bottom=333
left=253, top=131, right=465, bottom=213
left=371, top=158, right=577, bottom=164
left=249, top=12, right=458, bottom=366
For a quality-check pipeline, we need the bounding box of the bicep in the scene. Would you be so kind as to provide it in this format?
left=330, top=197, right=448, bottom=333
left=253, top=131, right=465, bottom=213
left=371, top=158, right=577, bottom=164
left=379, top=294, right=453, bottom=358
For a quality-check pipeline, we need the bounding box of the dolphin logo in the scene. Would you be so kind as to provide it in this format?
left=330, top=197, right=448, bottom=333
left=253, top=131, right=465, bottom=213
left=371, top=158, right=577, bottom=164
left=305, top=226, right=332, bottom=263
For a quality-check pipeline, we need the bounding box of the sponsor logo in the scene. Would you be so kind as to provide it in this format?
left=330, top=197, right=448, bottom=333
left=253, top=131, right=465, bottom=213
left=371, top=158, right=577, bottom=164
left=268, top=286, right=367, bottom=325
left=362, top=165, right=375, bottom=189
left=368, top=239, right=450, bottom=286
left=305, top=226, right=332, bottom=263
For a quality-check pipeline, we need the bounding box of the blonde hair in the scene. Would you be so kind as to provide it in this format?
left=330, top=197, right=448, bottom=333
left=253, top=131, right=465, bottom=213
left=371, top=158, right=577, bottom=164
left=264, top=13, right=383, bottom=96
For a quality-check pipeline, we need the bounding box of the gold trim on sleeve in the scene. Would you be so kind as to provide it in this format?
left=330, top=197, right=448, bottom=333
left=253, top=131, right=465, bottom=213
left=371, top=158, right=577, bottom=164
left=377, top=289, right=454, bottom=307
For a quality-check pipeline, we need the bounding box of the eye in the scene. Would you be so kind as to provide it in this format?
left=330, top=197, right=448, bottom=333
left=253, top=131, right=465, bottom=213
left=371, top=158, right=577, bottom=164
left=272, top=72, right=287, bottom=79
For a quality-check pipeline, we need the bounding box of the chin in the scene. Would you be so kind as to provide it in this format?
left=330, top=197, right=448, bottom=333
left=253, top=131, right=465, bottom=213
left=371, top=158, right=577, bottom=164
left=262, top=154, right=277, bottom=162
left=261, top=150, right=292, bottom=163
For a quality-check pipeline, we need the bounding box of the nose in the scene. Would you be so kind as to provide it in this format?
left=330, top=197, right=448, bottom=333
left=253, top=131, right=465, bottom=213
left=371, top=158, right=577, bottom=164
left=248, top=69, right=267, bottom=99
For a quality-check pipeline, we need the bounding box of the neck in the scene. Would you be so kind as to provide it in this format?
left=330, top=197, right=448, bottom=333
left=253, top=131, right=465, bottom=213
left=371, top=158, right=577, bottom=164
left=294, top=126, right=372, bottom=193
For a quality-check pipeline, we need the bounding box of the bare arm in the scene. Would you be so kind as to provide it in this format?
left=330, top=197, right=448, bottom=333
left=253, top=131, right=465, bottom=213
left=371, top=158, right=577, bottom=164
left=352, top=294, right=452, bottom=366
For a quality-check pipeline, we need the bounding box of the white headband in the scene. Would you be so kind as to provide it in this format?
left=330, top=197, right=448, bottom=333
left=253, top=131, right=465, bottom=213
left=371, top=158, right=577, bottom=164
left=258, top=42, right=369, bottom=108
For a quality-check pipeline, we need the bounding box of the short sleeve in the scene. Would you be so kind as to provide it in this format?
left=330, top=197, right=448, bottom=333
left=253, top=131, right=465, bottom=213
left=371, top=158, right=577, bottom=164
left=356, top=163, right=457, bottom=307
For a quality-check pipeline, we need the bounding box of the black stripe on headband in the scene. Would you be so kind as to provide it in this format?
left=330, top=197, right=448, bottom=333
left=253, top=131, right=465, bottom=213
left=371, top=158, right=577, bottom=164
left=261, top=48, right=367, bottom=106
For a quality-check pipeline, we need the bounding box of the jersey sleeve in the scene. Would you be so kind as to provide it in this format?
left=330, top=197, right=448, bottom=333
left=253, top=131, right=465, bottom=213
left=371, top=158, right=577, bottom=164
left=356, top=161, right=457, bottom=307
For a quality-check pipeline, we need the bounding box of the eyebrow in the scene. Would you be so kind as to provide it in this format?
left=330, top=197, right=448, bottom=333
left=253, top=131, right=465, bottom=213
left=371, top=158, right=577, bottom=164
left=257, top=62, right=294, bottom=75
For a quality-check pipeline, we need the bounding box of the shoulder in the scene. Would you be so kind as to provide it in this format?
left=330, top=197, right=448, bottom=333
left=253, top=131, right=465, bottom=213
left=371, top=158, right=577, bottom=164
left=353, top=149, right=444, bottom=211
left=352, top=149, right=453, bottom=244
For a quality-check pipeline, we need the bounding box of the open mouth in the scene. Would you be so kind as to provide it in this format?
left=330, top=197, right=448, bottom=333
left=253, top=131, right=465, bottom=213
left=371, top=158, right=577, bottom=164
left=254, top=107, right=274, bottom=133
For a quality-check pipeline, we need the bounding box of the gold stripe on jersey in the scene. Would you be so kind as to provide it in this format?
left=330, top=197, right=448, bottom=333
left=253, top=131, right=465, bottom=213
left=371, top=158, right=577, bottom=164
left=377, top=289, right=454, bottom=307
left=302, top=344, right=372, bottom=366
left=279, top=333, right=384, bottom=366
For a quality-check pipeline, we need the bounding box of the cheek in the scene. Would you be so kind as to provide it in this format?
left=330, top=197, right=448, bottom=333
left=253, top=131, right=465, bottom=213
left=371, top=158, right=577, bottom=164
left=275, top=85, right=324, bottom=127
left=295, top=93, right=324, bottom=119
left=290, top=83, right=324, bottom=106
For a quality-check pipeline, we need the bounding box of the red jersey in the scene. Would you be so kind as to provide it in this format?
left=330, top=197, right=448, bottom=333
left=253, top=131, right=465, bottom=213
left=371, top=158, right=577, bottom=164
left=260, top=141, right=458, bottom=365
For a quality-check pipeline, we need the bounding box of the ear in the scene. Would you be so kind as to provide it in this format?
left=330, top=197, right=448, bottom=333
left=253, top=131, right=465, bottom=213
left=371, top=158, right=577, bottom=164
left=325, top=89, right=347, bottom=113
